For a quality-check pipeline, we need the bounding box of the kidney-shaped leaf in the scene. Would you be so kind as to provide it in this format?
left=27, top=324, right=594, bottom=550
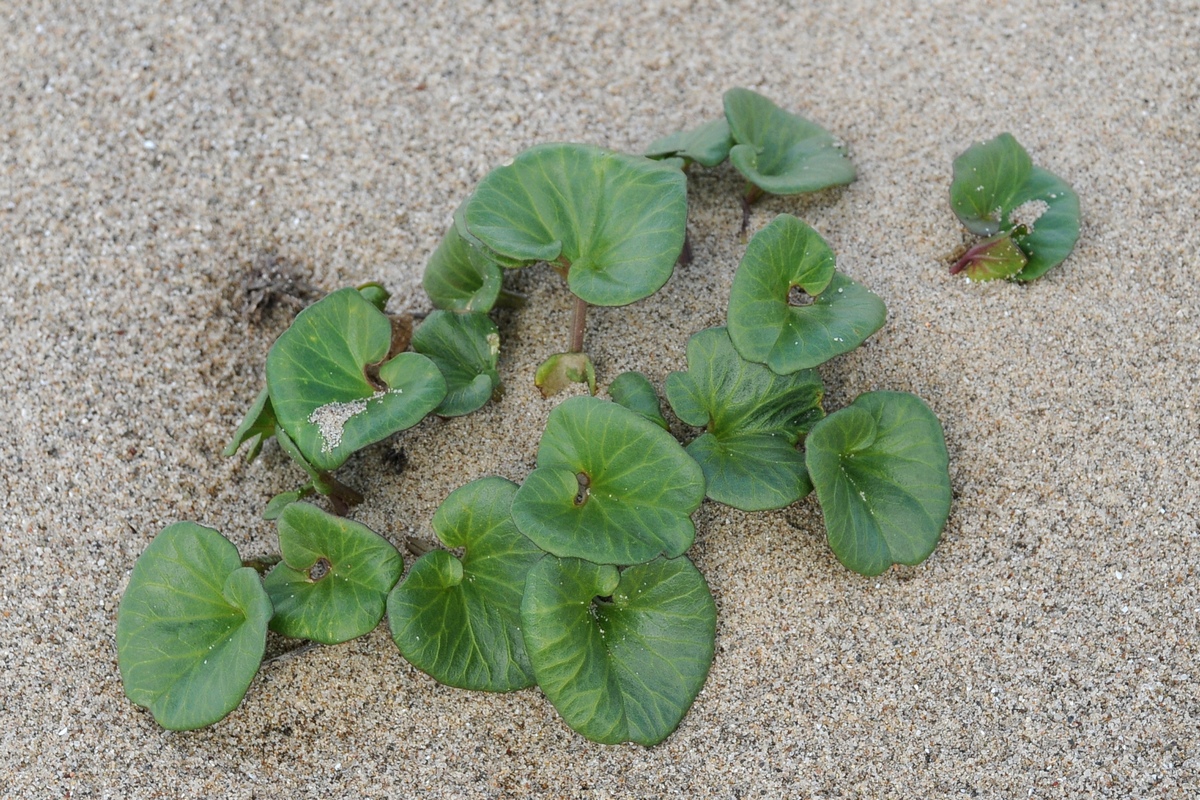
left=266, top=287, right=447, bottom=471
left=727, top=215, right=886, bottom=373
left=645, top=118, right=733, bottom=168
left=511, top=397, right=706, bottom=565
left=724, top=88, right=856, bottom=196
left=608, top=371, right=668, bottom=430
left=666, top=327, right=824, bottom=511
left=805, top=392, right=951, bottom=577
left=263, top=503, right=402, bottom=644
left=521, top=555, right=716, bottom=746
left=116, top=522, right=272, bottom=730
left=423, top=221, right=504, bottom=312
left=388, top=477, right=544, bottom=691
left=460, top=143, right=688, bottom=307
left=411, top=311, right=501, bottom=417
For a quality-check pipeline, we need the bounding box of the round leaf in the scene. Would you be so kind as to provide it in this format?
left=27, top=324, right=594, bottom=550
left=949, top=133, right=1033, bottom=236
left=263, top=503, right=403, bottom=644
left=1008, top=167, right=1081, bottom=281
left=724, top=88, right=856, bottom=195
left=805, top=392, right=951, bottom=577
left=388, top=477, right=544, bottom=691
left=411, top=310, right=501, bottom=417
left=665, top=327, right=824, bottom=510
left=520, top=555, right=716, bottom=746
left=266, top=287, right=447, bottom=471
left=645, top=118, right=733, bottom=168
left=423, top=222, right=504, bottom=312
left=608, top=371, right=668, bottom=430
left=116, top=522, right=272, bottom=730
left=511, top=397, right=706, bottom=565
left=460, top=143, right=688, bottom=307
left=727, top=215, right=886, bottom=373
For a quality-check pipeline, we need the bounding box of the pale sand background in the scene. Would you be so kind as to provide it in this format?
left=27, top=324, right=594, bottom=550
left=2, top=1, right=1198, bottom=797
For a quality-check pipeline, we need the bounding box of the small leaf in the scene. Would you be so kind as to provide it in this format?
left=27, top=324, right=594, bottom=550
left=534, top=352, right=597, bottom=398
left=357, top=282, right=391, bottom=312
left=116, top=522, right=273, bottom=730
left=460, top=143, right=688, bottom=306
left=411, top=311, right=502, bottom=417
left=263, top=503, right=403, bottom=644
left=608, top=372, right=668, bottom=430
left=512, top=397, right=705, bottom=565
left=665, top=327, right=824, bottom=510
left=727, top=215, right=886, bottom=373
left=724, top=88, right=856, bottom=196
left=266, top=287, right=447, bottom=471
left=223, top=388, right=276, bottom=461
left=950, top=133, right=1033, bottom=236
left=388, top=477, right=544, bottom=691
left=645, top=118, right=734, bottom=168
left=263, top=484, right=315, bottom=520
left=805, top=392, right=951, bottom=577
left=1008, top=167, right=1081, bottom=281
left=520, top=555, right=716, bottom=746
left=950, top=232, right=1028, bottom=281
left=423, top=221, right=504, bottom=312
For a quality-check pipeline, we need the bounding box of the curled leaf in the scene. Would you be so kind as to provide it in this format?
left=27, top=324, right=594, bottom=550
left=423, top=220, right=504, bottom=312
left=411, top=311, right=502, bottom=416
left=535, top=352, right=597, bottom=398
left=645, top=118, right=733, bottom=168
left=265, top=287, right=447, bottom=471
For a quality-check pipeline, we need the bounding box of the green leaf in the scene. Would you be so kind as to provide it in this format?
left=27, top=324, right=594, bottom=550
left=265, top=287, right=447, bottom=471
left=724, top=88, right=856, bottom=196
left=262, top=484, right=315, bottom=520
left=223, top=388, right=276, bottom=461
left=535, top=352, right=597, bottom=398
left=388, top=477, right=544, bottom=691
left=950, top=232, right=1027, bottom=281
left=411, top=311, right=501, bottom=417
left=116, top=522, right=272, bottom=730
left=950, top=134, right=1080, bottom=280
left=949, top=133, right=1033, bottom=236
left=356, top=282, right=391, bottom=313
left=665, top=327, right=824, bottom=510
left=263, top=503, right=403, bottom=644
left=520, top=555, right=716, bottom=746
left=608, top=371, right=668, bottom=430
left=460, top=143, right=688, bottom=307
left=727, top=215, right=886, bottom=373
left=805, top=392, right=951, bottom=577
left=645, top=118, right=733, bottom=168
left=423, top=221, right=504, bottom=312
left=1008, top=167, right=1081, bottom=281
left=511, top=397, right=706, bottom=565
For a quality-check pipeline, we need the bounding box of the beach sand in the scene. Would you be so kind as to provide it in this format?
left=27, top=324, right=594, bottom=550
left=2, top=1, right=1198, bottom=796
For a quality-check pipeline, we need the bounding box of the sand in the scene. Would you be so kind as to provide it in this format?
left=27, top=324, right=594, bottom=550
left=2, top=0, right=1198, bottom=797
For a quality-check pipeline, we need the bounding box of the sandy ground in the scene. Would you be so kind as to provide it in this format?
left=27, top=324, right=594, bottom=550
left=2, top=0, right=1198, bottom=797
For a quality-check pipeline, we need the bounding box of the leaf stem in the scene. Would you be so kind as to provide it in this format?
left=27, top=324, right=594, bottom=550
left=740, top=184, right=764, bottom=234
left=493, top=288, right=529, bottom=309
left=570, top=295, right=588, bottom=354
left=317, top=472, right=364, bottom=515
